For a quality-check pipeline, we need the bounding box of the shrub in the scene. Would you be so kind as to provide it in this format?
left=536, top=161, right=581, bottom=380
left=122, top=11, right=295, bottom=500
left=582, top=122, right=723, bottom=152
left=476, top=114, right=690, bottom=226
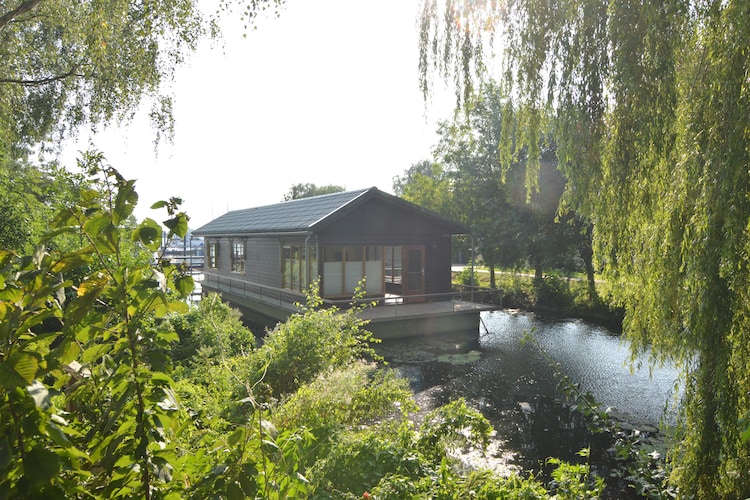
left=533, top=276, right=574, bottom=310
left=244, top=283, right=380, bottom=399
left=167, top=292, right=255, bottom=362
left=274, top=362, right=416, bottom=443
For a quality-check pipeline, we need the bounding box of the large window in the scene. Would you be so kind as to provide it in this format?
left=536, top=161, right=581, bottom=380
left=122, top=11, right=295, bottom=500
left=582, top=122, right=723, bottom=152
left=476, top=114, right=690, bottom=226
left=323, top=245, right=383, bottom=297
left=207, top=242, right=218, bottom=268
left=283, top=244, right=316, bottom=292
left=231, top=241, right=245, bottom=273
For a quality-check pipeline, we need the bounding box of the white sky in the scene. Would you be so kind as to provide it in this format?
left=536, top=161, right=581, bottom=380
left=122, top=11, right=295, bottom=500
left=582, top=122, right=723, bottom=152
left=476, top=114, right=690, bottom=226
left=62, top=0, right=455, bottom=230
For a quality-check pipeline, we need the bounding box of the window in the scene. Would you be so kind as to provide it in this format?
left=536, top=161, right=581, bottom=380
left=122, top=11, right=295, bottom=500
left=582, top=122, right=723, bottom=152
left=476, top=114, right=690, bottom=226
left=207, top=242, right=218, bottom=268
left=283, top=244, right=316, bottom=292
left=231, top=241, right=245, bottom=273
left=385, top=246, right=402, bottom=284
left=322, top=245, right=384, bottom=297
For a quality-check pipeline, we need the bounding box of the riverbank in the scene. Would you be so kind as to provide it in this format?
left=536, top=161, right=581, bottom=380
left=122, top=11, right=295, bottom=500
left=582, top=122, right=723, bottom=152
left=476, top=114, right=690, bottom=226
left=452, top=267, right=625, bottom=331
left=379, top=310, right=678, bottom=498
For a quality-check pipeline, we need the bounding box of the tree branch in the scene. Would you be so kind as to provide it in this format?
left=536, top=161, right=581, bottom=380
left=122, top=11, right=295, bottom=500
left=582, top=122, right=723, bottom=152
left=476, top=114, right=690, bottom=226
left=0, top=67, right=83, bottom=87
left=0, top=0, right=45, bottom=31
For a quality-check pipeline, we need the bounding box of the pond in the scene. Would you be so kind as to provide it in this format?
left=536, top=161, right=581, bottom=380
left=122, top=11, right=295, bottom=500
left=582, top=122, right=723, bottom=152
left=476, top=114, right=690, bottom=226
left=376, top=309, right=682, bottom=490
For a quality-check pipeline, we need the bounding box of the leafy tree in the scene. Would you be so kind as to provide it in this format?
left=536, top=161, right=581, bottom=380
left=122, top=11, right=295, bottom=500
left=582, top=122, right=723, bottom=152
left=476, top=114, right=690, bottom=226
left=244, top=283, right=379, bottom=399
left=282, top=182, right=345, bottom=201
left=0, top=159, right=87, bottom=254
left=394, top=160, right=454, bottom=216
left=0, top=153, right=193, bottom=497
left=398, top=81, right=588, bottom=288
left=418, top=0, right=750, bottom=496
left=0, top=0, right=285, bottom=154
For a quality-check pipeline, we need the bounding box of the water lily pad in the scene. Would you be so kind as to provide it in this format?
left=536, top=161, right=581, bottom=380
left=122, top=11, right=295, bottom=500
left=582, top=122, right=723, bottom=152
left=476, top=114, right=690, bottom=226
left=436, top=350, right=482, bottom=364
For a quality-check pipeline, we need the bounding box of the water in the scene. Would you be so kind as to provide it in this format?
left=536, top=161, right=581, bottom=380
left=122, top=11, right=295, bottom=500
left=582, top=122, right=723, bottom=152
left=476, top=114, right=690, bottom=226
left=376, top=309, right=681, bottom=478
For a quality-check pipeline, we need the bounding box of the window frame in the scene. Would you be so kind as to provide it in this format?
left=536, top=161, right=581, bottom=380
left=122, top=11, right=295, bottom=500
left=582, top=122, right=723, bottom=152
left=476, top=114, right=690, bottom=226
left=231, top=240, right=245, bottom=274
left=207, top=241, right=218, bottom=268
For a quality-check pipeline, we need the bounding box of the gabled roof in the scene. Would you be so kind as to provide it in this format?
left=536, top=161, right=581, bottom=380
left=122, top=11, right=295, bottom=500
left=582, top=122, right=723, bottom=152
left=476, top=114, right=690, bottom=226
left=193, top=187, right=470, bottom=236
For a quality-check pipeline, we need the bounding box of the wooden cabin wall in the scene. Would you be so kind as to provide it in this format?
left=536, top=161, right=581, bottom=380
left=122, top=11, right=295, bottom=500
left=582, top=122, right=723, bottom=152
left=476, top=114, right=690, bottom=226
left=319, top=200, right=457, bottom=297
left=206, top=236, right=283, bottom=289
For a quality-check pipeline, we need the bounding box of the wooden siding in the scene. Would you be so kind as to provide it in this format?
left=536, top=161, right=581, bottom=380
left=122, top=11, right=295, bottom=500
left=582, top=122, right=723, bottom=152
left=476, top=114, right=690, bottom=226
left=247, top=238, right=282, bottom=288
left=317, top=199, right=455, bottom=296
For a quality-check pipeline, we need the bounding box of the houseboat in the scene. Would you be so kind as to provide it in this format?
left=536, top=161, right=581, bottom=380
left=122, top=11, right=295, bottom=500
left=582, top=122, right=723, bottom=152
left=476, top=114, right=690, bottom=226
left=192, top=187, right=493, bottom=338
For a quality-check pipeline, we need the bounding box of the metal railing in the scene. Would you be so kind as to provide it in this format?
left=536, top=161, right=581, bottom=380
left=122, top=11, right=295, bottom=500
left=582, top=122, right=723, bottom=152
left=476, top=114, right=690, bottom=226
left=200, top=270, right=502, bottom=315
left=200, top=271, right=305, bottom=312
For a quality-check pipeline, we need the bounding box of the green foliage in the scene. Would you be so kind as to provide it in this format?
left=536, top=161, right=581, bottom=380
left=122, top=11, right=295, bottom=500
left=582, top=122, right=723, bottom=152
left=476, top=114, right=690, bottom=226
left=546, top=449, right=605, bottom=499
left=0, top=153, right=191, bottom=498
left=454, top=263, right=479, bottom=287
left=416, top=398, right=493, bottom=462
left=246, top=282, right=380, bottom=399
left=282, top=183, right=345, bottom=201
left=0, top=0, right=286, bottom=154
left=533, top=276, right=573, bottom=311
left=167, top=292, right=255, bottom=362
left=310, top=423, right=426, bottom=497
left=0, top=159, right=88, bottom=254
left=273, top=362, right=416, bottom=443
left=420, top=1, right=750, bottom=495
left=0, top=153, right=616, bottom=498
left=396, top=80, right=592, bottom=289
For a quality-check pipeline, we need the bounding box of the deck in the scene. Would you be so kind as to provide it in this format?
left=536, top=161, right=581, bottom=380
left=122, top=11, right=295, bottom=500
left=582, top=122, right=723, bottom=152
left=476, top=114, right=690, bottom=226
left=199, top=271, right=499, bottom=338
left=351, top=297, right=496, bottom=339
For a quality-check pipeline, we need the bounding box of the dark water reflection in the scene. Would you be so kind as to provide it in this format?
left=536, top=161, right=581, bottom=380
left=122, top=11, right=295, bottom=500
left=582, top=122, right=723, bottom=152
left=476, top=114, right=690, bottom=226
left=376, top=309, right=681, bottom=481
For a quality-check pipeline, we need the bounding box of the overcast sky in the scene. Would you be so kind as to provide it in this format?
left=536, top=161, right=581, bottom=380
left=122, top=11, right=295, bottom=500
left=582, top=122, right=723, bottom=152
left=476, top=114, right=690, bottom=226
left=62, top=0, right=455, bottom=229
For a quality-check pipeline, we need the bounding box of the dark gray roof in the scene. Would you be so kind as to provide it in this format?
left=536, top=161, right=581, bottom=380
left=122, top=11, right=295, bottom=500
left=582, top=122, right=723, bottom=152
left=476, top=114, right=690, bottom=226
left=193, top=187, right=470, bottom=236
left=193, top=188, right=372, bottom=236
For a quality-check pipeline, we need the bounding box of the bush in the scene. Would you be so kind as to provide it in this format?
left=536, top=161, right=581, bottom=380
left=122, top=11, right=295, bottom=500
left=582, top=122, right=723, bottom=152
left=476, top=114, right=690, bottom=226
left=244, top=283, right=380, bottom=399
left=533, top=276, right=574, bottom=310
left=167, top=292, right=255, bottom=362
left=273, top=362, right=416, bottom=442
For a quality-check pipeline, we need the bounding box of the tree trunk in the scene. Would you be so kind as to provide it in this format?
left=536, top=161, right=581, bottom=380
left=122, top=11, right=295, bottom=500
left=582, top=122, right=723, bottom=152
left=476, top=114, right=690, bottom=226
left=487, top=250, right=496, bottom=289
left=579, top=225, right=597, bottom=300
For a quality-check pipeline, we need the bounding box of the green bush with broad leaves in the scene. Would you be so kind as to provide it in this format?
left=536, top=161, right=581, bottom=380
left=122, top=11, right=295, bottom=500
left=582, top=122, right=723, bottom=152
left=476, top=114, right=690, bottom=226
left=0, top=152, right=192, bottom=498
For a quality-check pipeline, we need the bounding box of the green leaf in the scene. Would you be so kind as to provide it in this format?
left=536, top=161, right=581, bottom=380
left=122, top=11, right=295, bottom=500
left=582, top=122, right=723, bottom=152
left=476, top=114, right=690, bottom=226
left=132, top=218, right=162, bottom=251
left=57, top=340, right=82, bottom=365
left=741, top=424, right=750, bottom=443
left=0, top=437, right=11, bottom=469
left=239, top=465, right=258, bottom=496
left=82, top=212, right=112, bottom=238
left=50, top=251, right=94, bottom=274
left=156, top=329, right=179, bottom=343
left=173, top=274, right=194, bottom=297
left=163, top=213, right=189, bottom=238
left=227, top=428, right=245, bottom=447
left=150, top=200, right=168, bottom=209
left=8, top=352, right=40, bottom=385
left=24, top=447, right=61, bottom=485
left=83, top=343, right=113, bottom=363
left=113, top=179, right=138, bottom=224
left=227, top=481, right=244, bottom=500
left=0, top=361, right=28, bottom=389
left=46, top=420, right=72, bottom=448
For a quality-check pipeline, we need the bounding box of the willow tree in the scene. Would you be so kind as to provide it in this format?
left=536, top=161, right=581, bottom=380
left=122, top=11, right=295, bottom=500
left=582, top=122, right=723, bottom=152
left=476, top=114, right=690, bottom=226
left=0, top=0, right=285, bottom=155
left=418, top=0, right=749, bottom=497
